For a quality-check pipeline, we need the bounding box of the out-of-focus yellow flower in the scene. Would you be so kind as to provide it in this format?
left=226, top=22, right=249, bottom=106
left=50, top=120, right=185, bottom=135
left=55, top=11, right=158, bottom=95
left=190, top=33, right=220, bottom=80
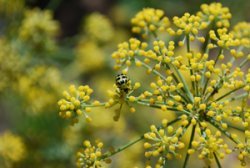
left=84, top=13, right=114, bottom=42
left=16, top=66, right=65, bottom=113
left=0, top=0, right=24, bottom=16
left=131, top=8, right=170, bottom=38
left=0, top=131, right=26, bottom=162
left=18, top=8, right=59, bottom=52
left=231, top=22, right=250, bottom=47
left=75, top=41, right=105, bottom=73
left=170, top=13, right=207, bottom=36
left=197, top=2, right=231, bottom=28
left=0, top=39, right=24, bottom=91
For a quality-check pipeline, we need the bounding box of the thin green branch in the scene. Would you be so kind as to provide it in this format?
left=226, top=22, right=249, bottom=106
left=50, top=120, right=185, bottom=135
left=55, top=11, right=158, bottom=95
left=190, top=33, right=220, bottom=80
left=130, top=99, right=190, bottom=115
left=82, top=102, right=106, bottom=108
left=213, top=152, right=222, bottom=168
left=224, top=93, right=248, bottom=102
left=134, top=56, right=193, bottom=103
left=171, top=64, right=194, bottom=103
left=182, top=124, right=196, bottom=168
left=135, top=58, right=166, bottom=79
left=208, top=119, right=239, bottom=144
left=101, top=118, right=180, bottom=160
left=202, top=48, right=223, bottom=96
left=102, top=135, right=144, bottom=159
left=226, top=123, right=245, bottom=132
left=164, top=63, right=190, bottom=103
left=186, top=34, right=191, bottom=53
left=214, top=48, right=223, bottom=66
left=186, top=34, right=196, bottom=97
left=214, top=85, right=245, bottom=102
left=239, top=57, right=249, bottom=68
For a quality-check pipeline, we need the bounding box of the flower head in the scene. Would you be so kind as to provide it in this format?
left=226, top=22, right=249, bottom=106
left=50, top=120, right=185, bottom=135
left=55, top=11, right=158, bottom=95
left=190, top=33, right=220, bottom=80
left=84, top=13, right=114, bottom=42
left=144, top=120, right=185, bottom=167
left=59, top=2, right=250, bottom=168
left=188, top=129, right=231, bottom=162
left=197, top=3, right=231, bottom=28
left=131, top=8, right=170, bottom=38
left=18, top=8, right=59, bottom=51
left=76, top=140, right=109, bottom=168
left=171, top=13, right=207, bottom=36
left=0, top=131, right=26, bottom=162
left=231, top=22, right=250, bottom=47
left=58, top=85, right=95, bottom=125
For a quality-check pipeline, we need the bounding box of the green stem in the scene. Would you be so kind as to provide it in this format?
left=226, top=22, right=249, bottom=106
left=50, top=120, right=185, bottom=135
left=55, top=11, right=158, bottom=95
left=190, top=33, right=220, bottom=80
left=214, top=85, right=245, bottom=102
left=224, top=93, right=248, bottom=102
left=163, top=160, right=168, bottom=168
left=83, top=103, right=106, bottom=107
left=134, top=58, right=190, bottom=103
left=102, top=135, right=144, bottom=159
left=135, top=58, right=166, bottom=79
left=213, top=152, right=222, bottom=168
left=186, top=34, right=195, bottom=95
left=204, top=78, right=223, bottom=103
left=101, top=118, right=180, bottom=160
left=182, top=124, right=196, bottom=168
left=208, top=119, right=239, bottom=144
left=202, top=30, right=210, bottom=53
left=226, top=123, right=245, bottom=132
left=214, top=48, right=223, bottom=66
left=202, top=48, right=222, bottom=96
left=239, top=57, right=249, bottom=68
left=171, top=64, right=194, bottom=103
left=186, top=34, right=191, bottom=52
left=131, top=99, right=190, bottom=115
left=152, top=31, right=159, bottom=40
left=164, top=63, right=190, bottom=103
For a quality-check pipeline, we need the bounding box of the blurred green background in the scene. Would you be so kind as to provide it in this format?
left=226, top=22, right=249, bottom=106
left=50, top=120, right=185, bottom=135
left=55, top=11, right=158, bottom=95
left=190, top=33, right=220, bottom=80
left=0, top=0, right=249, bottom=167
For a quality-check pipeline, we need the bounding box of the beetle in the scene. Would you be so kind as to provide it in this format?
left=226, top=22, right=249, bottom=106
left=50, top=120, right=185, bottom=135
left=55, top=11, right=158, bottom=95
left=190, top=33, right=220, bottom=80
left=115, top=74, right=130, bottom=93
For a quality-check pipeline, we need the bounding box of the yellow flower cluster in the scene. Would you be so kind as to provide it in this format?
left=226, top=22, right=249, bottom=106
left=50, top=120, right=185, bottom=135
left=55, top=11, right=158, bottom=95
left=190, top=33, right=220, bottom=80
left=197, top=2, right=231, bottom=28
left=236, top=139, right=250, bottom=166
left=0, top=131, right=26, bottom=162
left=111, top=2, right=249, bottom=167
left=149, top=40, right=177, bottom=64
left=231, top=22, right=250, bottom=47
left=170, top=13, right=207, bottom=36
left=76, top=140, right=109, bottom=168
left=59, top=2, right=250, bottom=167
left=18, top=8, right=59, bottom=51
left=209, top=28, right=240, bottom=49
left=188, top=129, right=231, bottom=162
left=84, top=13, right=114, bottom=42
left=144, top=119, right=185, bottom=167
left=112, top=38, right=148, bottom=72
left=131, top=8, right=170, bottom=38
left=58, top=85, right=97, bottom=125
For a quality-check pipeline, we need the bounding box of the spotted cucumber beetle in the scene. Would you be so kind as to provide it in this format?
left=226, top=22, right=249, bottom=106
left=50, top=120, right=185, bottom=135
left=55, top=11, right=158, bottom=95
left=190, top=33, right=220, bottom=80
left=115, top=74, right=130, bottom=93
